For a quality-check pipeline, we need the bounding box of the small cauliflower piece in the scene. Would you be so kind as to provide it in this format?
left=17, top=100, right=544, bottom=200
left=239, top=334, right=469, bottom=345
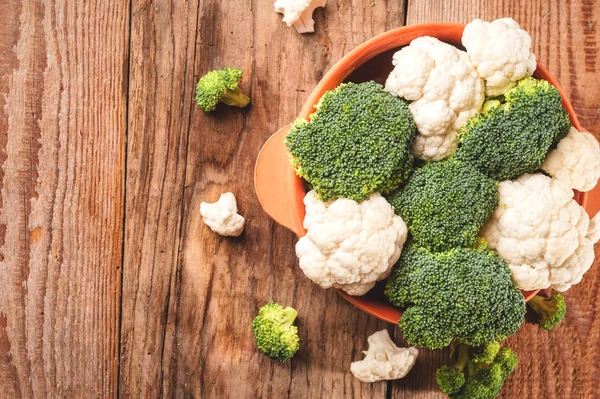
left=295, top=191, right=408, bottom=296
left=385, top=37, right=484, bottom=161
left=351, top=329, right=418, bottom=383
left=462, top=18, right=537, bottom=96
left=588, top=212, right=600, bottom=243
left=481, top=174, right=599, bottom=291
left=274, top=0, right=326, bottom=33
left=542, top=127, right=600, bottom=192
left=200, top=192, right=245, bottom=237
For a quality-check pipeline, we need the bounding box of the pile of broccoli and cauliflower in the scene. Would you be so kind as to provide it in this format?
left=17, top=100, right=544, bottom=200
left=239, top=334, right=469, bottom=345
left=196, top=16, right=600, bottom=399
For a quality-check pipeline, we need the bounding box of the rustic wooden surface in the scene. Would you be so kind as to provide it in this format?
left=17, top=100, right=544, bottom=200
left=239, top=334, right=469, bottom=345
left=0, top=0, right=599, bottom=398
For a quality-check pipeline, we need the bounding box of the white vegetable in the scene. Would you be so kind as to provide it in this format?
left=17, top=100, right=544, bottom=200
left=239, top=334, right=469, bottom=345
left=274, top=0, right=326, bottom=33
left=295, top=191, right=408, bottom=296
left=385, top=37, right=484, bottom=161
left=542, top=127, right=600, bottom=192
left=588, top=212, right=600, bottom=243
left=200, top=192, right=245, bottom=237
left=462, top=18, right=537, bottom=97
left=351, top=329, right=418, bottom=383
left=481, top=174, right=599, bottom=291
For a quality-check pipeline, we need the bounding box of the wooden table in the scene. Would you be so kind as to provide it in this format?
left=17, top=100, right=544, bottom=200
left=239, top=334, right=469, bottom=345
left=1, top=0, right=599, bottom=397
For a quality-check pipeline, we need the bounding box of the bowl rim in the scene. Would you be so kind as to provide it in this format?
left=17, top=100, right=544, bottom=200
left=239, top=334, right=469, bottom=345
left=255, top=22, right=588, bottom=324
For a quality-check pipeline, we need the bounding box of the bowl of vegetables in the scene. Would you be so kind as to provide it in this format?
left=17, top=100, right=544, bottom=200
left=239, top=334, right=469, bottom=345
left=255, top=20, right=598, bottom=328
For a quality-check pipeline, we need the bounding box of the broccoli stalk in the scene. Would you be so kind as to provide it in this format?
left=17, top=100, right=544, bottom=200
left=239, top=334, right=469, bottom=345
left=250, top=302, right=299, bottom=362
left=436, top=343, right=518, bottom=398
left=527, top=291, right=567, bottom=330
left=195, top=68, right=250, bottom=111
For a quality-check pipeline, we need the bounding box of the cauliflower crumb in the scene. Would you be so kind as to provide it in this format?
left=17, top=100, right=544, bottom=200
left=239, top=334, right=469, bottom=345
left=295, top=191, right=408, bottom=296
left=385, top=37, right=484, bottom=161
left=542, top=127, right=600, bottom=192
left=274, top=0, right=326, bottom=33
left=462, top=18, right=537, bottom=96
left=351, top=329, right=418, bottom=382
left=200, top=192, right=245, bottom=237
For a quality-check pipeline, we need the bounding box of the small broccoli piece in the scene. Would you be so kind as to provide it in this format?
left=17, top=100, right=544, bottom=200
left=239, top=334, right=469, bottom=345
left=454, top=77, right=571, bottom=180
left=387, top=160, right=498, bottom=252
left=437, top=344, right=518, bottom=399
left=250, top=302, right=299, bottom=362
left=195, top=68, right=250, bottom=111
left=384, top=245, right=525, bottom=349
left=469, top=342, right=501, bottom=364
left=284, top=81, right=416, bottom=202
left=527, top=291, right=567, bottom=330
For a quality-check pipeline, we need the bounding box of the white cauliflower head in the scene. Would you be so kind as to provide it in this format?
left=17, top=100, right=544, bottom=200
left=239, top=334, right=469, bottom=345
left=274, top=0, right=326, bottom=33
left=481, top=174, right=599, bottom=291
left=462, top=18, right=537, bottom=97
left=200, top=192, right=245, bottom=237
left=295, top=191, right=408, bottom=296
left=385, top=36, right=484, bottom=161
left=350, top=329, right=418, bottom=383
left=542, top=127, right=600, bottom=192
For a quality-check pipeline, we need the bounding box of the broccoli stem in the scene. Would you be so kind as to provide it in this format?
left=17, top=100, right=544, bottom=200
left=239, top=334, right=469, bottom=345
left=281, top=307, right=298, bottom=328
left=220, top=87, right=250, bottom=108
left=456, top=344, right=470, bottom=371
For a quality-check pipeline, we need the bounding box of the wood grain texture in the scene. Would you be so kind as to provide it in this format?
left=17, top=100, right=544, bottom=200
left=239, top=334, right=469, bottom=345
left=0, top=0, right=129, bottom=398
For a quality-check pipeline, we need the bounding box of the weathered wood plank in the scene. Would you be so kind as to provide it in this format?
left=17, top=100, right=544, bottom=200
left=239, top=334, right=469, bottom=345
left=0, top=0, right=129, bottom=397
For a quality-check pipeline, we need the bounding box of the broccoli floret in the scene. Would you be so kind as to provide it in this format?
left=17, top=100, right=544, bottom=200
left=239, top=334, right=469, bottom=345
left=250, top=302, right=299, bottom=362
left=384, top=245, right=525, bottom=349
left=387, top=160, right=498, bottom=252
left=527, top=291, right=567, bottom=330
left=195, top=68, right=250, bottom=111
left=454, top=77, right=571, bottom=180
left=469, top=342, right=501, bottom=364
left=284, top=81, right=416, bottom=202
left=437, top=344, right=518, bottom=399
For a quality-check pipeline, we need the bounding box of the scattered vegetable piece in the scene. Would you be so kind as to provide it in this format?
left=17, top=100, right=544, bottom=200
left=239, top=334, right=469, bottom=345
left=195, top=68, right=250, bottom=111
left=542, top=127, right=600, bottom=192
left=385, top=36, right=484, bottom=161
left=462, top=18, right=536, bottom=96
left=481, top=173, right=600, bottom=291
left=350, top=329, right=418, bottom=382
left=455, top=77, right=571, bottom=181
left=527, top=291, right=566, bottom=330
left=285, top=82, right=416, bottom=202
left=274, top=0, right=326, bottom=33
left=200, top=192, right=245, bottom=236
left=295, top=190, right=408, bottom=296
left=384, top=245, right=525, bottom=349
left=387, top=160, right=498, bottom=253
left=436, top=344, right=518, bottom=399
left=251, top=302, right=299, bottom=362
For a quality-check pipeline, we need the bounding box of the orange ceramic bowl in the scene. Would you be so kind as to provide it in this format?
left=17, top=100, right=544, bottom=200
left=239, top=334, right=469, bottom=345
left=255, top=23, right=590, bottom=324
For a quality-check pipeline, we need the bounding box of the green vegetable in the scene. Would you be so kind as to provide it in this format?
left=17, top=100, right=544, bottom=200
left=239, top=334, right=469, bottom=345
left=195, top=68, right=250, bottom=111
left=250, top=302, right=299, bottom=362
left=527, top=291, right=566, bottom=330
left=436, top=344, right=518, bottom=399
left=384, top=245, right=525, bottom=349
left=284, top=81, right=416, bottom=202
left=387, top=160, right=498, bottom=252
left=469, top=342, right=501, bottom=364
left=454, top=77, right=571, bottom=180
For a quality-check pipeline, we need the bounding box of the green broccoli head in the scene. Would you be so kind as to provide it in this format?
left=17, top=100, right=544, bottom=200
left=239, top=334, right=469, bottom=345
left=195, top=68, right=250, bottom=111
left=527, top=291, right=567, bottom=330
left=284, top=81, right=416, bottom=202
left=250, top=302, right=299, bottom=362
left=454, top=77, right=571, bottom=180
left=384, top=245, right=525, bottom=349
left=437, top=344, right=518, bottom=399
left=387, top=160, right=498, bottom=252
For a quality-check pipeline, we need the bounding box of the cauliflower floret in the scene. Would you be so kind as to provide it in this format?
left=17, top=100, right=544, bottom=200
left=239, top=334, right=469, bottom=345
left=295, top=191, right=408, bottom=296
left=385, top=37, right=484, bottom=161
left=274, top=0, right=326, bottom=33
left=462, top=18, right=537, bottom=96
left=588, top=211, right=600, bottom=243
left=200, top=192, right=245, bottom=237
left=351, top=329, right=418, bottom=383
left=481, top=174, right=599, bottom=291
left=542, top=127, right=600, bottom=192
